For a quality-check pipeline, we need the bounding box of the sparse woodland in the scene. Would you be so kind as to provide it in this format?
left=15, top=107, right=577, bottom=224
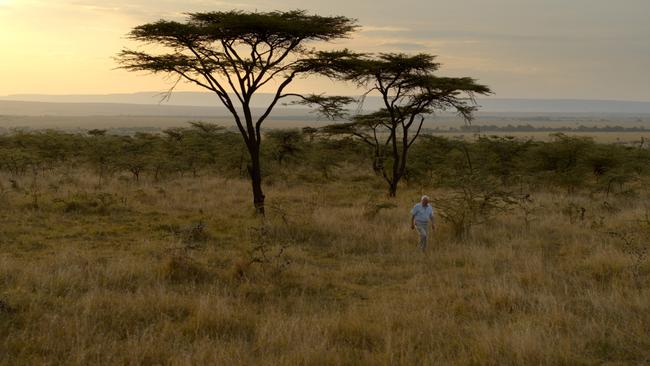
left=0, top=127, right=649, bottom=364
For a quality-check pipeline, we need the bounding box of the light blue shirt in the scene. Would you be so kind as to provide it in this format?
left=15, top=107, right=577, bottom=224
left=411, top=203, right=434, bottom=224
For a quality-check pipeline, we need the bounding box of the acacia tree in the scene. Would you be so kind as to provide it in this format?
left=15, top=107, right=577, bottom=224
left=265, top=129, right=304, bottom=167
left=315, top=53, right=491, bottom=196
left=117, top=10, right=357, bottom=213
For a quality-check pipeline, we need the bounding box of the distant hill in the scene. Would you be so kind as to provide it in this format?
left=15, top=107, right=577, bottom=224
left=0, top=100, right=315, bottom=119
left=477, top=98, right=650, bottom=114
left=0, top=92, right=304, bottom=110
left=2, top=92, right=650, bottom=115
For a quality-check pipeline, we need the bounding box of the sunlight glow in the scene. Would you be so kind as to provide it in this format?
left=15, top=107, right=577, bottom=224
left=0, top=0, right=648, bottom=100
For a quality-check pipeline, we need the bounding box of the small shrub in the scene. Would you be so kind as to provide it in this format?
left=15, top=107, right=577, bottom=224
left=249, top=224, right=291, bottom=275
left=607, top=229, right=649, bottom=289
left=435, top=176, right=514, bottom=240
left=156, top=221, right=211, bottom=250
left=162, top=255, right=208, bottom=284
left=562, top=202, right=586, bottom=224
left=230, top=257, right=254, bottom=281
left=513, top=193, right=542, bottom=230
left=182, top=221, right=210, bottom=248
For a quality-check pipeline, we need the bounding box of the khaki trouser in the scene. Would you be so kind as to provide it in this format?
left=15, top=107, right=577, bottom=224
left=415, top=222, right=429, bottom=251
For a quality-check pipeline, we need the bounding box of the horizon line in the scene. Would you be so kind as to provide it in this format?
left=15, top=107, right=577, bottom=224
left=2, top=92, right=650, bottom=104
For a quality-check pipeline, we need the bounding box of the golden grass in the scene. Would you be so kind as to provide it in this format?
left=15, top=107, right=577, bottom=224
left=0, top=170, right=649, bottom=365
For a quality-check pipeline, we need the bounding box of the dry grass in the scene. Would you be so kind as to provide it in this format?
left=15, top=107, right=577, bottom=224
left=0, top=169, right=649, bottom=365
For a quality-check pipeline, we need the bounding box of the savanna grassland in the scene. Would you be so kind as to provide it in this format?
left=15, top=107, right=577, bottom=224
left=1, top=129, right=649, bottom=365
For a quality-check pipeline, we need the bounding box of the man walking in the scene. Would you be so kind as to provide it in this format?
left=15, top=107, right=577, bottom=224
left=411, top=195, right=435, bottom=251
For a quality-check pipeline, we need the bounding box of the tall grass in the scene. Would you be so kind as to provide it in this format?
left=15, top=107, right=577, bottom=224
left=0, top=169, right=648, bottom=365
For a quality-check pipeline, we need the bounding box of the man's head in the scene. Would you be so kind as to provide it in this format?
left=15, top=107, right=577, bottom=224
left=421, top=195, right=430, bottom=206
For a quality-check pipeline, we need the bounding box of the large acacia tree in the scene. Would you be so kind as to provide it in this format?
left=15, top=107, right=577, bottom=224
left=117, top=10, right=357, bottom=213
left=317, top=53, right=491, bottom=196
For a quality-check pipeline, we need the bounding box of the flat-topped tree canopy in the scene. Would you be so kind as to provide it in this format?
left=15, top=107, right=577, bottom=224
left=356, top=54, right=489, bottom=120
left=126, top=10, right=356, bottom=52
left=416, top=75, right=492, bottom=120
left=118, top=10, right=358, bottom=119
left=331, top=53, right=441, bottom=84
left=319, top=52, right=490, bottom=115
left=299, top=52, right=491, bottom=124
left=187, top=10, right=357, bottom=43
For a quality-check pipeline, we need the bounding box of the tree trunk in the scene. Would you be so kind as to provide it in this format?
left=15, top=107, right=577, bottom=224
left=372, top=147, right=383, bottom=176
left=388, top=126, right=401, bottom=197
left=388, top=180, right=398, bottom=197
left=247, top=142, right=265, bottom=215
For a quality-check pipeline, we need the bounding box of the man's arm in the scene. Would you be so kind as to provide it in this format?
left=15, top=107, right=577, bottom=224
left=411, top=215, right=416, bottom=229
left=430, top=210, right=436, bottom=230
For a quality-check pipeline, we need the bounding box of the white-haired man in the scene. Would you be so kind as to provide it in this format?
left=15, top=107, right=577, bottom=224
left=411, top=195, right=435, bottom=251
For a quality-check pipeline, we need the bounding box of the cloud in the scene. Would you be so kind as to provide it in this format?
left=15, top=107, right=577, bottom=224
left=73, top=4, right=122, bottom=12
left=65, top=0, right=258, bottom=21
left=377, top=41, right=428, bottom=51
left=361, top=25, right=410, bottom=33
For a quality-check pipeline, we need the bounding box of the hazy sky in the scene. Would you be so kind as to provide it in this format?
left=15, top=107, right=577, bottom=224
left=1, top=0, right=649, bottom=101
